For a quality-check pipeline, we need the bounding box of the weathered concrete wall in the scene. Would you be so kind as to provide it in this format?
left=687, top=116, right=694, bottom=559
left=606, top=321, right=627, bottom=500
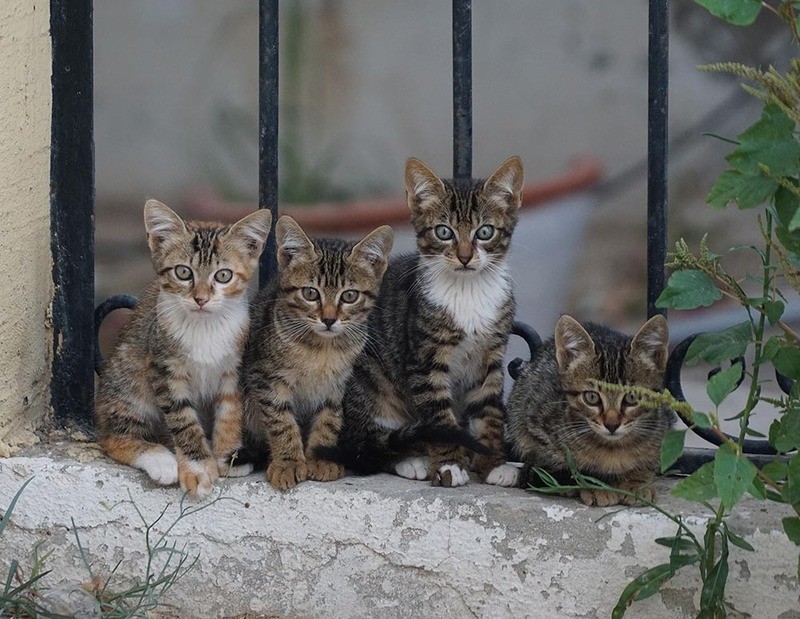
left=1, top=456, right=797, bottom=618
left=0, top=1, right=52, bottom=455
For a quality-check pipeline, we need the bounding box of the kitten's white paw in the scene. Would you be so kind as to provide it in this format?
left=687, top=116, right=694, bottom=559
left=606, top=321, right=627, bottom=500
left=438, top=464, right=469, bottom=487
left=133, top=450, right=178, bottom=486
left=395, top=456, right=430, bottom=480
left=221, top=462, right=254, bottom=478
left=485, top=463, right=520, bottom=487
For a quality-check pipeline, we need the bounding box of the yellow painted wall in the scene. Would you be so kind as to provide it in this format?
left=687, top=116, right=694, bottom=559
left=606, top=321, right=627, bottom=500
left=0, top=0, right=52, bottom=455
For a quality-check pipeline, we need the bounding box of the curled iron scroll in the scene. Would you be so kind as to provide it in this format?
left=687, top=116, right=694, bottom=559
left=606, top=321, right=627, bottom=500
left=94, top=294, right=138, bottom=373
left=665, top=333, right=780, bottom=456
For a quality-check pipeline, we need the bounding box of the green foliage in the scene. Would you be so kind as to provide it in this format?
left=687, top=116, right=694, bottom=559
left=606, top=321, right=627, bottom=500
left=685, top=323, right=751, bottom=366
left=656, top=270, right=722, bottom=310
left=612, top=2, right=800, bottom=614
left=661, top=430, right=686, bottom=473
left=706, top=362, right=743, bottom=407
left=693, top=0, right=761, bottom=25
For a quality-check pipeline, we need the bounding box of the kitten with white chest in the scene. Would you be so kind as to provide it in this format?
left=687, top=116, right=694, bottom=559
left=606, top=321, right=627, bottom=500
left=95, top=200, right=271, bottom=498
left=506, top=315, right=673, bottom=506
left=330, top=157, right=524, bottom=487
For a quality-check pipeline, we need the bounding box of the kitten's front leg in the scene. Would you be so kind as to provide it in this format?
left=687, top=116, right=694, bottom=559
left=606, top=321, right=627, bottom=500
left=305, top=402, right=345, bottom=482
left=212, top=369, right=252, bottom=478
left=159, top=375, right=218, bottom=499
left=465, top=348, right=516, bottom=487
left=407, top=357, right=469, bottom=488
left=260, top=383, right=307, bottom=490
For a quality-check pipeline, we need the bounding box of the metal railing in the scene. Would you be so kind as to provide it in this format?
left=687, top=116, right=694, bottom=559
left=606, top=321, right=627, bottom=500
left=49, top=0, right=780, bottom=465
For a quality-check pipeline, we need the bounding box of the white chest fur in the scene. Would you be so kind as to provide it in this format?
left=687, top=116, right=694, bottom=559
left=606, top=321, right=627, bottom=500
left=422, top=261, right=511, bottom=334
left=158, top=292, right=248, bottom=369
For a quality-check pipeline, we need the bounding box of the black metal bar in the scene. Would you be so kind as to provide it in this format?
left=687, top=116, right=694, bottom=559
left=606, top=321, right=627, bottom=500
left=647, top=0, right=669, bottom=318
left=452, top=0, right=472, bottom=179
left=50, top=0, right=95, bottom=425
left=259, top=0, right=280, bottom=288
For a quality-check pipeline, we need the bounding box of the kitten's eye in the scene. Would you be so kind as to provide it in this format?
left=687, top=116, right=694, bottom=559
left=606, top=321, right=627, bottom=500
left=434, top=225, right=455, bottom=241
left=301, top=287, right=320, bottom=302
left=214, top=269, right=233, bottom=284
left=475, top=225, right=495, bottom=241
left=174, top=265, right=193, bottom=281
left=623, top=392, right=638, bottom=407
left=340, top=290, right=360, bottom=304
left=582, top=391, right=601, bottom=406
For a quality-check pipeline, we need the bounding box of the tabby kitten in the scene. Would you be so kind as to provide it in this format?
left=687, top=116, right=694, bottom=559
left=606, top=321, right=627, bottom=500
left=506, top=315, right=673, bottom=506
left=96, top=200, right=271, bottom=499
left=334, top=157, right=524, bottom=488
left=242, top=216, right=394, bottom=490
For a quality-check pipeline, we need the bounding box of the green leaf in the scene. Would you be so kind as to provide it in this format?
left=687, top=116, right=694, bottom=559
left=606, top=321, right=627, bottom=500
left=673, top=462, right=717, bottom=503
left=693, top=412, right=713, bottom=429
left=714, top=444, right=757, bottom=510
left=773, top=346, right=800, bottom=380
left=769, top=410, right=800, bottom=452
left=748, top=475, right=767, bottom=500
left=726, top=528, right=754, bottom=551
left=707, top=169, right=777, bottom=210
left=762, top=461, right=789, bottom=483
left=0, top=477, right=33, bottom=537
left=612, top=563, right=675, bottom=618
left=685, top=322, right=751, bottom=366
left=783, top=455, right=800, bottom=505
left=656, top=270, right=722, bottom=311
left=763, top=336, right=782, bottom=361
left=706, top=362, right=743, bottom=407
left=783, top=517, right=800, bottom=546
left=700, top=534, right=729, bottom=614
left=694, top=0, right=761, bottom=25
left=764, top=300, right=785, bottom=326
left=727, top=105, right=800, bottom=176
left=660, top=430, right=686, bottom=473
left=655, top=536, right=696, bottom=552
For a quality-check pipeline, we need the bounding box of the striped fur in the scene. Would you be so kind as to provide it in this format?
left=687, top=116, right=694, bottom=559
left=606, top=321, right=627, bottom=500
left=95, top=200, right=271, bottom=498
left=241, top=216, right=393, bottom=490
left=507, top=315, right=674, bottom=506
left=333, top=157, right=524, bottom=487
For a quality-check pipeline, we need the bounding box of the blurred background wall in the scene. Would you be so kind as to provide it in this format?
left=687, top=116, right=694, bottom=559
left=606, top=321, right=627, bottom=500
left=94, top=0, right=792, bottom=333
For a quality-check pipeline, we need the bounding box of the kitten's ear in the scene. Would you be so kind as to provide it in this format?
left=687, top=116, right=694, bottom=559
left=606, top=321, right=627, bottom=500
left=405, top=158, right=447, bottom=213
left=630, top=315, right=669, bottom=373
left=276, top=215, right=315, bottom=268
left=227, top=209, right=272, bottom=259
left=351, top=225, right=394, bottom=277
left=143, top=199, right=188, bottom=254
left=555, top=315, right=596, bottom=372
left=483, top=156, right=524, bottom=210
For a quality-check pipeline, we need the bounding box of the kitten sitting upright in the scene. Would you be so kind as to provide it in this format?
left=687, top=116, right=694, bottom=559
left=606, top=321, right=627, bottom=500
left=506, top=315, right=673, bottom=506
left=96, top=200, right=272, bottom=498
left=332, top=157, right=524, bottom=488
left=241, top=216, right=394, bottom=490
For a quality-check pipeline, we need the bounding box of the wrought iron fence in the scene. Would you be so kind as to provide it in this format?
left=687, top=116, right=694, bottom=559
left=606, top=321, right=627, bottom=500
left=49, top=0, right=779, bottom=468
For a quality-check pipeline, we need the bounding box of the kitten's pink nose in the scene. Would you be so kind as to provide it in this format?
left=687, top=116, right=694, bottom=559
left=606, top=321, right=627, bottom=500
left=604, top=420, right=620, bottom=434
left=194, top=296, right=208, bottom=308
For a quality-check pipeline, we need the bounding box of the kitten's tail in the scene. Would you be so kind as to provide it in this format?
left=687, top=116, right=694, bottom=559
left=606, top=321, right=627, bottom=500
left=94, top=294, right=138, bottom=374
left=315, top=422, right=494, bottom=475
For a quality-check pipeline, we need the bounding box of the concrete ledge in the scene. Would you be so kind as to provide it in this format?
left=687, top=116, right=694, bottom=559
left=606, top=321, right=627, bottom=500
left=0, top=455, right=797, bottom=618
